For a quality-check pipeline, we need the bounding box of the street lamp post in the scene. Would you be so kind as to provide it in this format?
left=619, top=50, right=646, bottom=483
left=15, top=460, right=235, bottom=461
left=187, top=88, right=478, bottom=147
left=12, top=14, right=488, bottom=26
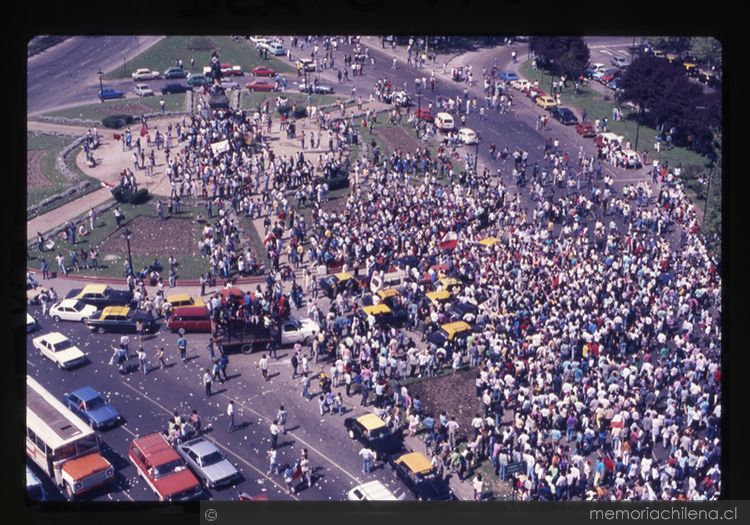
left=122, top=227, right=134, bottom=277
left=417, top=92, right=422, bottom=136
left=98, top=68, right=104, bottom=103
left=474, top=141, right=479, bottom=172
left=634, top=105, right=644, bottom=151
left=702, top=166, right=713, bottom=230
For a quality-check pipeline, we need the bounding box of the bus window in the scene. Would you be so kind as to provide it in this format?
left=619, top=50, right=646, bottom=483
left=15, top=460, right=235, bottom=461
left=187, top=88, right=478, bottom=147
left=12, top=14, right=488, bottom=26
left=76, top=435, right=99, bottom=456
left=52, top=444, right=77, bottom=462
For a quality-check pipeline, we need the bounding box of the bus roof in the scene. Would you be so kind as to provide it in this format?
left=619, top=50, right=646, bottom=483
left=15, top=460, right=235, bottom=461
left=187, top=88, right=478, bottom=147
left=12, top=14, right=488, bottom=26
left=27, top=376, right=93, bottom=451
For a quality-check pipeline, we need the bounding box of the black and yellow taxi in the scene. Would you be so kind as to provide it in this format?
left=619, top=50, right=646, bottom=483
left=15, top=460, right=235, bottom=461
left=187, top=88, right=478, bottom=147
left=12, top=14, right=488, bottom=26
left=389, top=451, right=452, bottom=500
left=435, top=277, right=463, bottom=295
left=163, top=293, right=205, bottom=314
left=424, top=289, right=452, bottom=307
left=319, top=272, right=361, bottom=299
left=344, top=413, right=404, bottom=462
left=361, top=288, right=409, bottom=326
left=66, top=284, right=133, bottom=308
left=427, top=320, right=473, bottom=348
left=85, top=306, right=156, bottom=334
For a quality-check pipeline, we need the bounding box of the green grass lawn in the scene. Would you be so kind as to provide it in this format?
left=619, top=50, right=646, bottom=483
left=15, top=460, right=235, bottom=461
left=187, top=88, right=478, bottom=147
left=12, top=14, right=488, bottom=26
left=106, top=36, right=294, bottom=80
left=27, top=133, right=102, bottom=215
left=40, top=93, right=187, bottom=121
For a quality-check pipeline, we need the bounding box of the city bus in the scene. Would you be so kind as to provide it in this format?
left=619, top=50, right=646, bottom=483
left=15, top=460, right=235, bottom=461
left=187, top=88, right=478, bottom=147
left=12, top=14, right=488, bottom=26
left=26, top=375, right=114, bottom=499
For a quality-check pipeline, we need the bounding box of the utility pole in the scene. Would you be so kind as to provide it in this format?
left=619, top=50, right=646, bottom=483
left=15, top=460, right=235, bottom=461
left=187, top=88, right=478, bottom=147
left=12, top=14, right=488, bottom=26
left=122, top=227, right=134, bottom=277
left=98, top=68, right=104, bottom=103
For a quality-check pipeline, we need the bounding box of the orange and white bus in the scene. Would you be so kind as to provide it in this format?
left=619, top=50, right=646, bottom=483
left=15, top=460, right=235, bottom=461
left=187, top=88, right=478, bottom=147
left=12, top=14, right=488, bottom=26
left=26, top=376, right=114, bottom=499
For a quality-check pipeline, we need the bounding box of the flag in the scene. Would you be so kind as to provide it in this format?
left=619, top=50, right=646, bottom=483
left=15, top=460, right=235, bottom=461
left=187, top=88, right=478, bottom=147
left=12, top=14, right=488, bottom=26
left=439, top=231, right=458, bottom=251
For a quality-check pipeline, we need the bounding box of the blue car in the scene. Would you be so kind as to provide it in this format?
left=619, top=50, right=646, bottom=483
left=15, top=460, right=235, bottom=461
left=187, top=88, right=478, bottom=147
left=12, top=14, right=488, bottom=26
left=64, top=386, right=122, bottom=430
left=99, top=87, right=125, bottom=100
left=498, top=71, right=519, bottom=82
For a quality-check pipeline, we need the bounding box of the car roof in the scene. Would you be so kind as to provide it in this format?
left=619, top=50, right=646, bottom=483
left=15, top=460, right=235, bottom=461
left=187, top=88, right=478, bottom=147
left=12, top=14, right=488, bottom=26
left=39, top=332, right=68, bottom=344
left=438, top=277, right=461, bottom=286
left=167, top=293, right=192, bottom=303
left=426, top=290, right=451, bottom=301
left=363, top=304, right=391, bottom=316
left=478, top=237, right=500, bottom=246
left=80, top=284, right=107, bottom=294
left=70, top=386, right=100, bottom=401
left=172, top=306, right=209, bottom=316
left=349, top=480, right=398, bottom=500
left=134, top=432, right=173, bottom=456
left=335, top=272, right=354, bottom=281
left=378, top=288, right=400, bottom=299
left=441, top=321, right=472, bottom=336
left=57, top=298, right=83, bottom=308
left=356, top=413, right=388, bottom=432
left=396, top=452, right=433, bottom=474
left=102, top=306, right=130, bottom=317
left=181, top=437, right=219, bottom=456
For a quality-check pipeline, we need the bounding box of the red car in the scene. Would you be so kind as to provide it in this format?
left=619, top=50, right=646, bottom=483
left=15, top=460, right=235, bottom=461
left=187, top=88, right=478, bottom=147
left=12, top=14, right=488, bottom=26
left=415, top=108, right=434, bottom=122
left=220, top=63, right=244, bottom=76
left=527, top=86, right=547, bottom=102
left=251, top=66, right=277, bottom=77
left=167, top=306, right=212, bottom=333
left=575, top=121, right=596, bottom=138
left=246, top=80, right=275, bottom=92
left=128, top=433, right=202, bottom=502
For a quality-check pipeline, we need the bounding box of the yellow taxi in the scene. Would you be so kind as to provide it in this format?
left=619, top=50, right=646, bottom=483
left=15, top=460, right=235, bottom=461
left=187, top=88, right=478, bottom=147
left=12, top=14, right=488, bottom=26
left=427, top=320, right=472, bottom=347
left=425, top=290, right=452, bottom=305
left=478, top=236, right=501, bottom=247
left=377, top=288, right=400, bottom=301
left=535, top=95, right=558, bottom=110
left=436, top=277, right=463, bottom=295
left=390, top=451, right=452, bottom=500
left=84, top=306, right=156, bottom=334
left=362, top=304, right=392, bottom=317
left=165, top=293, right=205, bottom=309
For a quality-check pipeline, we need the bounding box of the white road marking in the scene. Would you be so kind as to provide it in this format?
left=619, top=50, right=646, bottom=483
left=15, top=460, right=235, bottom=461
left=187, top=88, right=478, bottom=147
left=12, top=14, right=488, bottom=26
left=27, top=360, right=36, bottom=368
left=119, top=423, right=138, bottom=438
left=118, top=378, right=299, bottom=500
left=220, top=392, right=363, bottom=485
left=600, top=49, right=613, bottom=56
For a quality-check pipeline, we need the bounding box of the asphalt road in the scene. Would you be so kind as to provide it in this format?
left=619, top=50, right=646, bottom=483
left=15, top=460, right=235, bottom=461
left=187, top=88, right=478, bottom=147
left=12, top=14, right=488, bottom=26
left=26, top=300, right=416, bottom=502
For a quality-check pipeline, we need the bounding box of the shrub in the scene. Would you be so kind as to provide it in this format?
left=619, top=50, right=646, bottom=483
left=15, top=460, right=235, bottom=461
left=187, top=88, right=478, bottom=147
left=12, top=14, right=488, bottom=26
left=102, top=114, right=134, bottom=129
left=277, top=104, right=307, bottom=119
left=111, top=186, right=149, bottom=204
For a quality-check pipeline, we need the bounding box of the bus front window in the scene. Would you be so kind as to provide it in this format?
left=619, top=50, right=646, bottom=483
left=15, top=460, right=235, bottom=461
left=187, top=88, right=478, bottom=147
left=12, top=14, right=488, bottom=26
left=75, top=435, right=98, bottom=456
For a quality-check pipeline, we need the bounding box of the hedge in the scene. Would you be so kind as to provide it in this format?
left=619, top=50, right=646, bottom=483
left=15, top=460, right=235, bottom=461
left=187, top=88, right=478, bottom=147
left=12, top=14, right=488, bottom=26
left=277, top=104, right=307, bottom=119
left=111, top=186, right=149, bottom=204
left=102, top=114, right=134, bottom=129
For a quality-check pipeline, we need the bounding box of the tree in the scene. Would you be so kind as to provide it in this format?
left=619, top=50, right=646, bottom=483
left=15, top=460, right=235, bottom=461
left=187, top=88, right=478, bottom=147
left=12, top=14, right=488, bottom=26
left=529, top=37, right=590, bottom=78
left=647, top=36, right=691, bottom=54
left=620, top=55, right=683, bottom=115
left=689, top=37, right=722, bottom=68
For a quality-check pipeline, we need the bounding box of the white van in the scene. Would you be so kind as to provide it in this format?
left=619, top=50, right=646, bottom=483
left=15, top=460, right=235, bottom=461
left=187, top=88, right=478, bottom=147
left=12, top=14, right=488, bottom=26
left=370, top=268, right=408, bottom=294
left=347, top=480, right=400, bottom=501
left=435, top=112, right=455, bottom=131
left=267, top=42, right=285, bottom=56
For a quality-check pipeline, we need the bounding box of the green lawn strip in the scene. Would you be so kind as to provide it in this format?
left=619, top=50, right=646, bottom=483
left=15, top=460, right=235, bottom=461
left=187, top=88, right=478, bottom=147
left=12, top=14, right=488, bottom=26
left=27, top=133, right=103, bottom=217
left=239, top=215, right=272, bottom=268
left=40, top=93, right=186, bottom=121
left=239, top=91, right=338, bottom=112
left=106, top=36, right=293, bottom=81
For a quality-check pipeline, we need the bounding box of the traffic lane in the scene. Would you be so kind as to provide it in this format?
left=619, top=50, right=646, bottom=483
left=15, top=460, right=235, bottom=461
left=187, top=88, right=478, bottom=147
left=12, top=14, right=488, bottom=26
left=26, top=304, right=156, bottom=502
left=123, top=328, right=414, bottom=501
left=28, top=36, right=163, bottom=115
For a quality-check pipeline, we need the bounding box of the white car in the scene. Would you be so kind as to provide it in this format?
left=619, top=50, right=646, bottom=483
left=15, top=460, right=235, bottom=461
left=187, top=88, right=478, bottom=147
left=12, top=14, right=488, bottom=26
left=254, top=37, right=271, bottom=49
left=348, top=480, right=400, bottom=501
left=219, top=79, right=240, bottom=90
left=26, top=313, right=38, bottom=333
left=32, top=332, right=87, bottom=369
left=50, top=299, right=99, bottom=323
left=280, top=317, right=320, bottom=346
left=266, top=42, right=285, bottom=56
left=131, top=68, right=160, bottom=81
left=134, top=83, right=154, bottom=97
left=458, top=127, right=479, bottom=145
left=510, top=78, right=531, bottom=91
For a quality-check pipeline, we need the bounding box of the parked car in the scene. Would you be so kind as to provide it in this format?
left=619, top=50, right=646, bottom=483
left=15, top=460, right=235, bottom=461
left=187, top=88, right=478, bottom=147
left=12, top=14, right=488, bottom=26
left=219, top=79, right=240, bottom=90
left=347, top=480, right=399, bottom=501
left=186, top=74, right=211, bottom=87
left=176, top=437, right=240, bottom=489
left=98, top=87, right=125, bottom=100
left=32, top=332, right=87, bottom=369
left=27, top=313, right=38, bottom=333
left=129, top=433, right=203, bottom=502
left=161, top=82, right=190, bottom=95
left=26, top=465, right=47, bottom=502
left=510, top=78, right=531, bottom=91
left=131, top=68, right=160, bottom=81
left=163, top=66, right=188, bottom=79
left=246, top=80, right=276, bottom=92
left=297, top=80, right=334, bottom=94
left=575, top=121, right=597, bottom=137
left=549, top=106, right=579, bottom=125
left=134, top=83, right=155, bottom=97
left=67, top=284, right=133, bottom=308
left=295, top=58, right=316, bottom=72
left=427, top=320, right=473, bottom=348
left=280, top=316, right=320, bottom=346
left=447, top=301, right=479, bottom=323
left=599, top=68, right=621, bottom=85
left=64, top=386, right=122, bottom=430
left=535, top=95, right=558, bottom=110
left=251, top=65, right=277, bottom=77
left=457, top=127, right=479, bottom=145
left=498, top=71, right=519, bottom=82
left=167, top=306, right=212, bottom=333
left=606, top=77, right=621, bottom=91
left=50, top=299, right=98, bottom=323
left=587, top=63, right=607, bottom=80
left=266, top=42, right=285, bottom=56
left=434, top=112, right=455, bottom=131
left=319, top=272, right=361, bottom=298
left=84, top=306, right=156, bottom=334
left=344, top=413, right=404, bottom=462
left=164, top=293, right=205, bottom=313
left=389, top=452, right=452, bottom=500
left=220, top=63, right=244, bottom=76
left=414, top=108, right=434, bottom=122
left=610, top=55, right=631, bottom=69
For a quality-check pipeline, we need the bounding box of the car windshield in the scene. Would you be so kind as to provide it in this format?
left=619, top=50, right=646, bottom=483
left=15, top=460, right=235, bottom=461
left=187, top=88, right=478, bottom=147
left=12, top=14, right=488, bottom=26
left=154, top=460, right=186, bottom=479
left=199, top=451, right=224, bottom=466
left=53, top=340, right=72, bottom=351
left=370, top=427, right=390, bottom=440
left=72, top=301, right=86, bottom=311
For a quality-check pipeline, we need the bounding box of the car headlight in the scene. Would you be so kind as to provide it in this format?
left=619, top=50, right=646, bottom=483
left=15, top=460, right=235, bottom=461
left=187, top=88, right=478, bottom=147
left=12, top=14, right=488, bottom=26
left=106, top=468, right=114, bottom=477
left=74, top=482, right=82, bottom=489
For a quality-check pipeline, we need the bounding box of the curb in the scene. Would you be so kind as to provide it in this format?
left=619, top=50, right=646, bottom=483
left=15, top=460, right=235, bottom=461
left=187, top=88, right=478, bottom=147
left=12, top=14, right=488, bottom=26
left=26, top=267, right=267, bottom=287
